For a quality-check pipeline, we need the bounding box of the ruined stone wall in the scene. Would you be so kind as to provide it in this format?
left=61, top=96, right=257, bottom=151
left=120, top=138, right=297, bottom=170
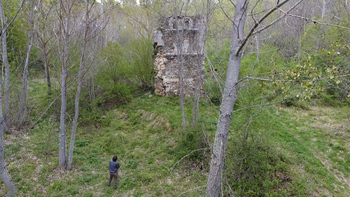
left=154, top=16, right=205, bottom=97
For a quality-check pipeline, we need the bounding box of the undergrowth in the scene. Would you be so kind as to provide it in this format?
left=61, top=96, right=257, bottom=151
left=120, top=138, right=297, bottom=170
left=1, top=93, right=350, bottom=196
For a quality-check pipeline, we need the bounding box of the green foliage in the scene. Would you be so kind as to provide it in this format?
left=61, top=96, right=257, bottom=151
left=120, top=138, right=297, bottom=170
left=299, top=18, right=350, bottom=105
left=3, top=0, right=28, bottom=69
left=78, top=174, right=97, bottom=183
left=226, top=130, right=290, bottom=196
left=5, top=143, right=21, bottom=158
left=67, top=186, right=79, bottom=195
left=31, top=119, right=58, bottom=156
left=97, top=83, right=133, bottom=107
left=126, top=159, right=139, bottom=169
left=91, top=38, right=154, bottom=111
left=97, top=38, right=154, bottom=91
left=172, top=125, right=210, bottom=170
left=123, top=38, right=155, bottom=90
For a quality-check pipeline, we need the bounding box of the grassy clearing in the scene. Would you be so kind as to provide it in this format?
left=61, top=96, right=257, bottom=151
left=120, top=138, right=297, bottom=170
left=1, top=92, right=349, bottom=196
left=2, top=95, right=212, bottom=197
left=275, top=106, right=350, bottom=196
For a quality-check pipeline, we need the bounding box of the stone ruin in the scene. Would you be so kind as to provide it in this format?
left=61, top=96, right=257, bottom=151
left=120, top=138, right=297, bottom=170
left=153, top=16, right=205, bottom=97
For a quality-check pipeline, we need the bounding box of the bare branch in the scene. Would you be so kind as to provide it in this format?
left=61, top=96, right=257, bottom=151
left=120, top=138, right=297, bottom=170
left=280, top=11, right=350, bottom=30
left=177, top=185, right=206, bottom=197
left=236, top=0, right=293, bottom=56
left=253, top=0, right=303, bottom=35
left=232, top=99, right=289, bottom=114
left=218, top=0, right=235, bottom=24
left=171, top=148, right=208, bottom=170
left=2, top=0, right=26, bottom=33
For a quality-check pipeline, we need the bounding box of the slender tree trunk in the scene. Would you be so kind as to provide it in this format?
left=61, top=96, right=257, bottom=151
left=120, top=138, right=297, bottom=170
left=67, top=0, right=91, bottom=170
left=59, top=63, right=67, bottom=168
left=206, top=0, right=247, bottom=196
left=38, top=1, right=52, bottom=95
left=179, top=48, right=186, bottom=130
left=0, top=0, right=10, bottom=132
left=192, top=1, right=209, bottom=127
left=44, top=47, right=52, bottom=94
left=90, top=64, right=95, bottom=100
left=192, top=73, right=200, bottom=126
left=0, top=85, right=16, bottom=196
left=315, top=0, right=327, bottom=53
left=58, top=0, right=72, bottom=168
left=3, top=52, right=10, bottom=132
left=174, top=15, right=186, bottom=130
left=0, top=83, right=16, bottom=196
left=15, top=0, right=35, bottom=127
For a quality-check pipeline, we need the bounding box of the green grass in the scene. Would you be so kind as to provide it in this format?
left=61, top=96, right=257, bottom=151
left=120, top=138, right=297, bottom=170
left=1, top=91, right=350, bottom=196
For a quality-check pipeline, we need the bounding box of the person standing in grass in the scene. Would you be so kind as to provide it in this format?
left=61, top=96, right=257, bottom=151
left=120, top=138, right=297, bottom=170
left=108, top=155, right=120, bottom=189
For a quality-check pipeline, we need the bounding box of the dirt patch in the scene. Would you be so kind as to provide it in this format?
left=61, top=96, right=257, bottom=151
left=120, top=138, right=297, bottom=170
left=139, top=110, right=172, bottom=132
left=314, top=188, right=331, bottom=197
left=312, top=151, right=350, bottom=190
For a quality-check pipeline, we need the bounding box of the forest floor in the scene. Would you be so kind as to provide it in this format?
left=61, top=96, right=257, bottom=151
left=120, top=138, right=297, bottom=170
left=1, top=93, right=350, bottom=196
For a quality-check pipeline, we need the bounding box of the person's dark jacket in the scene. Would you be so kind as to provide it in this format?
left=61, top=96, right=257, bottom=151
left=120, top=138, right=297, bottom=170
left=109, top=160, right=120, bottom=173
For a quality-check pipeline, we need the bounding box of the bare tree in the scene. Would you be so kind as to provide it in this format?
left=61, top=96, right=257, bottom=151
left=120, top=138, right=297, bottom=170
left=0, top=0, right=25, bottom=131
left=206, top=0, right=299, bottom=196
left=67, top=0, right=95, bottom=170
left=15, top=0, right=36, bottom=127
left=58, top=0, right=73, bottom=168
left=172, top=0, right=191, bottom=130
left=36, top=0, right=56, bottom=95
left=192, top=0, right=210, bottom=127
left=0, top=0, right=25, bottom=195
left=0, top=81, right=16, bottom=196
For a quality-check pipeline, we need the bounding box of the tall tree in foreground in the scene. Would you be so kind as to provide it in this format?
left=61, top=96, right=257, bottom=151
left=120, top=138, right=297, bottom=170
left=0, top=0, right=24, bottom=131
left=0, top=0, right=25, bottom=132
left=0, top=0, right=24, bottom=195
left=0, top=81, right=16, bottom=196
left=58, top=0, right=73, bottom=168
left=206, top=0, right=300, bottom=196
left=67, top=0, right=95, bottom=170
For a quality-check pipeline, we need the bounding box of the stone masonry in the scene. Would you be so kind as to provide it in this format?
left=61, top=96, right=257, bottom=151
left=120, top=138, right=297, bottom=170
left=153, top=16, right=205, bottom=96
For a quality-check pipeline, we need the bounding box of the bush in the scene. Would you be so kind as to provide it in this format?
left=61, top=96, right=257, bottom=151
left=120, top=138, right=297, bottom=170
left=99, top=83, right=133, bottom=106
left=225, top=130, right=289, bottom=196
left=97, top=38, right=154, bottom=92
left=173, top=126, right=210, bottom=170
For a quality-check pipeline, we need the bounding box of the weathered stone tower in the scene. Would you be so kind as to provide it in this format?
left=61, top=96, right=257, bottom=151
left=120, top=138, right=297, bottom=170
left=153, top=16, right=205, bottom=96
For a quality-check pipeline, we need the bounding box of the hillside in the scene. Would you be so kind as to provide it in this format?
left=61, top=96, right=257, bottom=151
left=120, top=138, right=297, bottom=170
left=1, top=94, right=349, bottom=196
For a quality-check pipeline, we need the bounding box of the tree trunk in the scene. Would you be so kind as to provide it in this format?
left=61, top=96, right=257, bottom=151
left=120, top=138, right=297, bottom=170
left=43, top=45, right=52, bottom=94
left=58, top=0, right=72, bottom=168
left=192, top=1, right=209, bottom=127
left=59, top=67, right=67, bottom=168
left=67, top=0, right=90, bottom=170
left=206, top=0, right=247, bottom=196
left=4, top=54, right=10, bottom=132
left=192, top=72, right=200, bottom=126
left=15, top=0, right=35, bottom=127
left=37, top=0, right=52, bottom=95
left=0, top=65, right=16, bottom=197
left=175, top=17, right=186, bottom=130
left=179, top=50, right=186, bottom=130
left=315, top=0, right=327, bottom=53
left=0, top=0, right=10, bottom=132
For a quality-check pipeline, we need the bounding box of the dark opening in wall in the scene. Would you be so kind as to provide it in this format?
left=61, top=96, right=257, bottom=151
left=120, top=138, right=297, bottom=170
left=185, top=19, right=190, bottom=30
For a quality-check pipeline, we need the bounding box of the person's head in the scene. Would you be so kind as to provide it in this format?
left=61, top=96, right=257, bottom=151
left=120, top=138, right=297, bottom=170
left=112, top=155, right=118, bottom=162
